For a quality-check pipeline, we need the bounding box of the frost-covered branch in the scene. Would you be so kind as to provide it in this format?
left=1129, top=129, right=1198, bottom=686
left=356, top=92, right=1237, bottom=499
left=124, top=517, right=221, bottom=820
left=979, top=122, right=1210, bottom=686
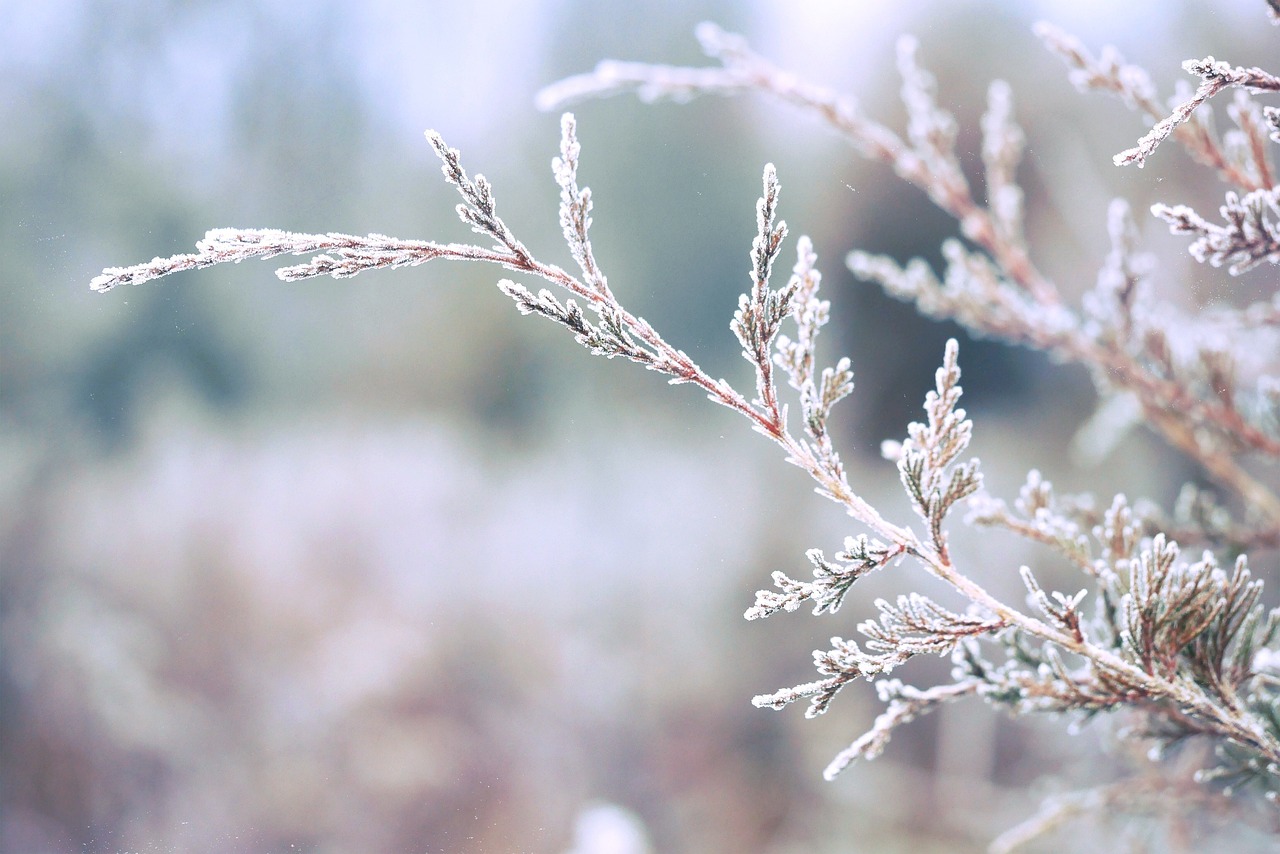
left=1113, top=58, right=1280, bottom=170
left=1153, top=188, right=1280, bottom=274
left=90, top=228, right=524, bottom=291
left=540, top=23, right=1056, bottom=306
left=538, top=18, right=1280, bottom=814
left=92, top=12, right=1280, bottom=848
left=540, top=23, right=1280, bottom=529
left=1035, top=22, right=1275, bottom=190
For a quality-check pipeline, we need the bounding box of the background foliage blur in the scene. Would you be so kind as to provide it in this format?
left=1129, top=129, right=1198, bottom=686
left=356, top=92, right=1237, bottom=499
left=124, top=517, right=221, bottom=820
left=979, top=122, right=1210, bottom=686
left=4, top=1, right=1278, bottom=851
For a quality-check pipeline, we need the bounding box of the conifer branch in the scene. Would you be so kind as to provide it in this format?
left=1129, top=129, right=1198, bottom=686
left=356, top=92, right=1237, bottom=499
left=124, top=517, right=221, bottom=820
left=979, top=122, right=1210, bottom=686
left=91, top=11, right=1280, bottom=847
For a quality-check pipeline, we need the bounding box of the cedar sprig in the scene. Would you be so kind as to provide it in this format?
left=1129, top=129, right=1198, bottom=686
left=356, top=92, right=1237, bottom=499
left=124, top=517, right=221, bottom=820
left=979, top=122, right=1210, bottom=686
left=967, top=470, right=1094, bottom=574
left=1020, top=565, right=1088, bottom=644
left=895, top=338, right=982, bottom=548
left=848, top=240, right=1079, bottom=354
left=951, top=633, right=1128, bottom=718
left=90, top=228, right=517, bottom=292
left=744, top=535, right=899, bottom=621
left=751, top=593, right=1006, bottom=719
left=553, top=112, right=611, bottom=299
left=1034, top=22, right=1272, bottom=191
left=730, top=163, right=796, bottom=422
left=1083, top=199, right=1149, bottom=350
left=1153, top=188, right=1280, bottom=275
left=772, top=236, right=855, bottom=484
left=1226, top=90, right=1277, bottom=190
left=982, top=79, right=1027, bottom=246
left=427, top=131, right=531, bottom=262
left=821, top=680, right=980, bottom=779
left=1113, top=58, right=1280, bottom=170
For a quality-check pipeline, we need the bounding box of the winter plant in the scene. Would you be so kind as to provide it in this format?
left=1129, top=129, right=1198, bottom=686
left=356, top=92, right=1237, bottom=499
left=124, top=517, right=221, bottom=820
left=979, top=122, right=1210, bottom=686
left=93, top=9, right=1280, bottom=850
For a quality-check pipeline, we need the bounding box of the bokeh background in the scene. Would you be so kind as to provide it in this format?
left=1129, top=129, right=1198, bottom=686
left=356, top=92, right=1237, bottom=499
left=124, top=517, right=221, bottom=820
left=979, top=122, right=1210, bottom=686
left=4, top=1, right=1279, bottom=851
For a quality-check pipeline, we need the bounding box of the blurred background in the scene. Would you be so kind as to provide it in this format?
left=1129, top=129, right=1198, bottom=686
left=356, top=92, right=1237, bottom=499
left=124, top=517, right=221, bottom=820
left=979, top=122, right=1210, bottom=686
left=4, top=1, right=1279, bottom=851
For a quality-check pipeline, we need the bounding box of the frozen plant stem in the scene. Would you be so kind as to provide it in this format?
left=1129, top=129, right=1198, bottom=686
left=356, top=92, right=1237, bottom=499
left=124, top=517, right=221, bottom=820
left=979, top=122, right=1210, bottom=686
left=541, top=22, right=1280, bottom=531
left=93, top=14, right=1280, bottom=848
left=90, top=117, right=901, bottom=543
left=92, top=113, right=1280, bottom=770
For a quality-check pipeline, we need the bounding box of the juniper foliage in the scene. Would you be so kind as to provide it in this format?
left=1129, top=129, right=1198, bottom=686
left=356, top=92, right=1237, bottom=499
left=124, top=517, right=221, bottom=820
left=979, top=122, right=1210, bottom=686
left=93, top=7, right=1280, bottom=850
